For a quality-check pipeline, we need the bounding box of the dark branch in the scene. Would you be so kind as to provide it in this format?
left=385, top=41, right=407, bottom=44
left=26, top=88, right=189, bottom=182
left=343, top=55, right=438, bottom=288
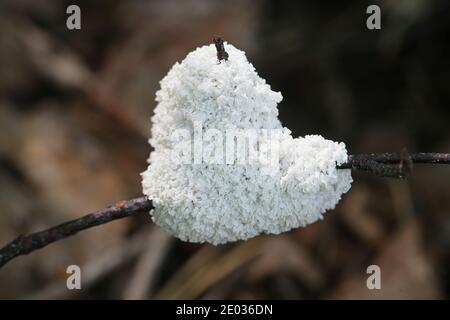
left=339, top=152, right=450, bottom=168
left=338, top=152, right=449, bottom=178
left=0, top=152, right=448, bottom=269
left=0, top=197, right=153, bottom=269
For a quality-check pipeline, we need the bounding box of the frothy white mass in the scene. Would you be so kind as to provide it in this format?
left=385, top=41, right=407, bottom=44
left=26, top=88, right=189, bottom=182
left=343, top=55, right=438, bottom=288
left=142, top=43, right=352, bottom=244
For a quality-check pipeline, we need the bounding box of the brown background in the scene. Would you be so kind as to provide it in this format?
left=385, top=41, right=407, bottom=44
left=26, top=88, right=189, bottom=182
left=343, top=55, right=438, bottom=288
left=0, top=0, right=449, bottom=299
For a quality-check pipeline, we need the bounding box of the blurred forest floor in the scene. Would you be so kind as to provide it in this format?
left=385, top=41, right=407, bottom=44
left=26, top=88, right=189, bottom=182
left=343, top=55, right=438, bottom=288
left=0, top=0, right=449, bottom=299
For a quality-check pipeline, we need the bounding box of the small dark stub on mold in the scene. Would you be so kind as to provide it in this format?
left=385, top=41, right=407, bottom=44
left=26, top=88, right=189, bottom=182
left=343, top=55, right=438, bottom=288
left=213, top=36, right=229, bottom=62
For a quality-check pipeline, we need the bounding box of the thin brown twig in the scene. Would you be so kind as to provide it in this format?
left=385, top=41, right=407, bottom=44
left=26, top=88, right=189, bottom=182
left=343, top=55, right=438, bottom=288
left=338, top=152, right=450, bottom=178
left=339, top=152, right=450, bottom=167
left=0, top=197, right=153, bottom=269
left=0, top=152, right=448, bottom=269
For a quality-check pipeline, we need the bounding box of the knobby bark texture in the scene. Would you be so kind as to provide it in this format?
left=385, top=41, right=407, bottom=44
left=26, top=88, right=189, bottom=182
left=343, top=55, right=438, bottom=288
left=0, top=152, right=448, bottom=269
left=339, top=152, right=450, bottom=178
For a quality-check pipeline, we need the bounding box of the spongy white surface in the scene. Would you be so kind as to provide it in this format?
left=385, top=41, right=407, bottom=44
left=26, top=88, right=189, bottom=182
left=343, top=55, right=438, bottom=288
left=142, top=43, right=352, bottom=244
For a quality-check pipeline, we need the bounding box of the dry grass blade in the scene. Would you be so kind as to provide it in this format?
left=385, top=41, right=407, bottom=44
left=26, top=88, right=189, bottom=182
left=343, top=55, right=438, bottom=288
left=156, top=238, right=263, bottom=299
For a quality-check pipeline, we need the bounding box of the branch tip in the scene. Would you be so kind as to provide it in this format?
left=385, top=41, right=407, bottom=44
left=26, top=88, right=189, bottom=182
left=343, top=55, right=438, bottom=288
left=213, top=36, right=228, bottom=62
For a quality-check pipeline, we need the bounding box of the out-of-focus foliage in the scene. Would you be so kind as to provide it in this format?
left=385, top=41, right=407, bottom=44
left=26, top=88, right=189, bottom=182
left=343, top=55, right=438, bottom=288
left=0, top=0, right=449, bottom=299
